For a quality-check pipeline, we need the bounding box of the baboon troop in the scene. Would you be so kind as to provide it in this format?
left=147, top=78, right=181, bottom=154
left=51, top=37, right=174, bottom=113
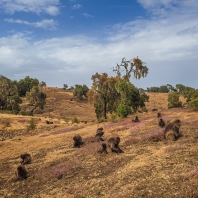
left=107, top=137, right=123, bottom=153
left=97, top=143, right=108, bottom=154
left=164, top=119, right=182, bottom=141
left=132, top=116, right=140, bottom=122
left=20, top=153, right=32, bottom=165
left=73, top=135, right=84, bottom=148
left=158, top=118, right=165, bottom=128
left=15, top=165, right=28, bottom=180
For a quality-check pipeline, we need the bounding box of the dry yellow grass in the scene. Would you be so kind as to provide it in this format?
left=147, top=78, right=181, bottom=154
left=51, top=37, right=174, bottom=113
left=0, top=89, right=198, bottom=198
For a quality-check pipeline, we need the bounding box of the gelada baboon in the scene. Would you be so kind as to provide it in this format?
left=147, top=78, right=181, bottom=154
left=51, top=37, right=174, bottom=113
left=96, top=127, right=103, bottom=133
left=157, top=112, right=162, bottom=118
left=132, top=116, right=139, bottom=122
left=158, top=118, right=165, bottom=128
left=95, top=131, right=104, bottom=142
left=15, top=165, right=27, bottom=180
left=73, top=135, right=84, bottom=148
left=97, top=143, right=108, bottom=154
left=107, top=137, right=123, bottom=153
left=164, top=119, right=182, bottom=141
left=20, top=153, right=32, bottom=165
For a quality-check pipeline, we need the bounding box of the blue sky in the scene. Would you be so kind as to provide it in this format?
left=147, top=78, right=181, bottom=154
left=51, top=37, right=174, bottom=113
left=0, top=0, right=198, bottom=89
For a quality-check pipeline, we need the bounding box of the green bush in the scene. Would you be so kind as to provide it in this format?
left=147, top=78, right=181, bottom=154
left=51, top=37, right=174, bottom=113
left=116, top=104, right=131, bottom=117
left=72, top=116, right=79, bottom=124
left=27, top=118, right=36, bottom=130
left=188, top=98, right=198, bottom=111
left=167, top=92, right=182, bottom=108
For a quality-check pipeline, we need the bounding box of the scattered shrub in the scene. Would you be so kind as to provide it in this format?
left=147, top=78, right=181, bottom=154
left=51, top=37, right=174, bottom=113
left=116, top=104, right=131, bottom=117
left=20, top=110, right=27, bottom=116
left=27, top=118, right=36, bottom=130
left=188, top=98, right=198, bottom=111
left=168, top=92, right=182, bottom=108
left=72, top=116, right=79, bottom=124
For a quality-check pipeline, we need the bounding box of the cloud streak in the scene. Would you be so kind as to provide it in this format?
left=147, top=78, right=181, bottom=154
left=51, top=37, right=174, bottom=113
left=5, top=18, right=58, bottom=30
left=0, top=0, right=60, bottom=15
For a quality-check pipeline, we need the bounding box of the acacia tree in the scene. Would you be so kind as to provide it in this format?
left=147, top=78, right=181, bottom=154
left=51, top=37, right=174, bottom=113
left=7, top=95, right=22, bottom=114
left=88, top=57, right=149, bottom=120
left=112, top=57, right=148, bottom=81
left=26, top=86, right=46, bottom=116
left=17, top=76, right=39, bottom=96
left=87, top=73, right=120, bottom=119
left=73, top=84, right=89, bottom=100
left=114, top=57, right=149, bottom=117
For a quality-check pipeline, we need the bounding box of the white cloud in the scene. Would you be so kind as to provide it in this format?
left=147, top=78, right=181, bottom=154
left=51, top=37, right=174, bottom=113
left=0, top=0, right=198, bottom=89
left=83, top=13, right=94, bottom=18
left=5, top=18, right=58, bottom=30
left=0, top=0, right=60, bottom=15
left=71, top=4, right=82, bottom=9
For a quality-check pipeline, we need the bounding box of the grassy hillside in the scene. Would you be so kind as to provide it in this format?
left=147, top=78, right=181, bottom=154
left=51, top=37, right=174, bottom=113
left=0, top=88, right=198, bottom=198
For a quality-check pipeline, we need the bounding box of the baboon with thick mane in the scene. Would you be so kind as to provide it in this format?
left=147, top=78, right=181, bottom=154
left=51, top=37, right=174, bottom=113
left=15, top=165, right=28, bottom=180
left=158, top=118, right=165, bottom=128
left=164, top=119, right=182, bottom=141
left=107, top=137, right=123, bottom=153
left=20, top=153, right=32, bottom=165
left=97, top=143, right=108, bottom=154
left=73, top=135, right=84, bottom=148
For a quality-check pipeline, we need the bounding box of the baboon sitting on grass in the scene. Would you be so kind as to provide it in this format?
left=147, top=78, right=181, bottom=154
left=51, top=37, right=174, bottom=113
left=132, top=116, right=139, bottom=122
left=107, top=137, right=123, bottom=153
left=15, top=165, right=28, bottom=180
left=95, top=131, right=104, bottom=142
left=158, top=118, right=165, bottom=128
left=73, top=135, right=84, bottom=148
left=20, top=153, right=32, bottom=165
left=164, top=119, right=182, bottom=141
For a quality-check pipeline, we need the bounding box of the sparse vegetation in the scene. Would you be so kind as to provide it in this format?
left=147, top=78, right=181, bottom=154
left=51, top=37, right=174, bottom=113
left=27, top=117, right=36, bottom=130
left=72, top=116, right=80, bottom=124
left=0, top=84, right=198, bottom=198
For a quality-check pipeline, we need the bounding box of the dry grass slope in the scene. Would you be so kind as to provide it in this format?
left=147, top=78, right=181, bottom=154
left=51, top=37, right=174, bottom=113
left=0, top=90, right=198, bottom=198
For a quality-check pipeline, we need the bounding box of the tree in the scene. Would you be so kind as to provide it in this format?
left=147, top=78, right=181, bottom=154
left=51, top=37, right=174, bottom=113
left=112, top=57, right=148, bottom=81
left=187, top=90, right=198, bottom=110
left=88, top=57, right=149, bottom=120
left=167, top=92, right=182, bottom=108
left=176, top=84, right=186, bottom=92
left=158, top=85, right=169, bottom=93
left=17, top=76, right=39, bottom=96
left=7, top=95, right=22, bottom=114
left=73, top=84, right=89, bottom=100
left=26, top=86, right=46, bottom=116
left=146, top=86, right=160, bottom=92
left=0, top=75, right=18, bottom=96
left=116, top=80, right=149, bottom=116
left=167, top=84, right=177, bottom=92
left=63, top=84, right=68, bottom=90
left=87, top=73, right=119, bottom=119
